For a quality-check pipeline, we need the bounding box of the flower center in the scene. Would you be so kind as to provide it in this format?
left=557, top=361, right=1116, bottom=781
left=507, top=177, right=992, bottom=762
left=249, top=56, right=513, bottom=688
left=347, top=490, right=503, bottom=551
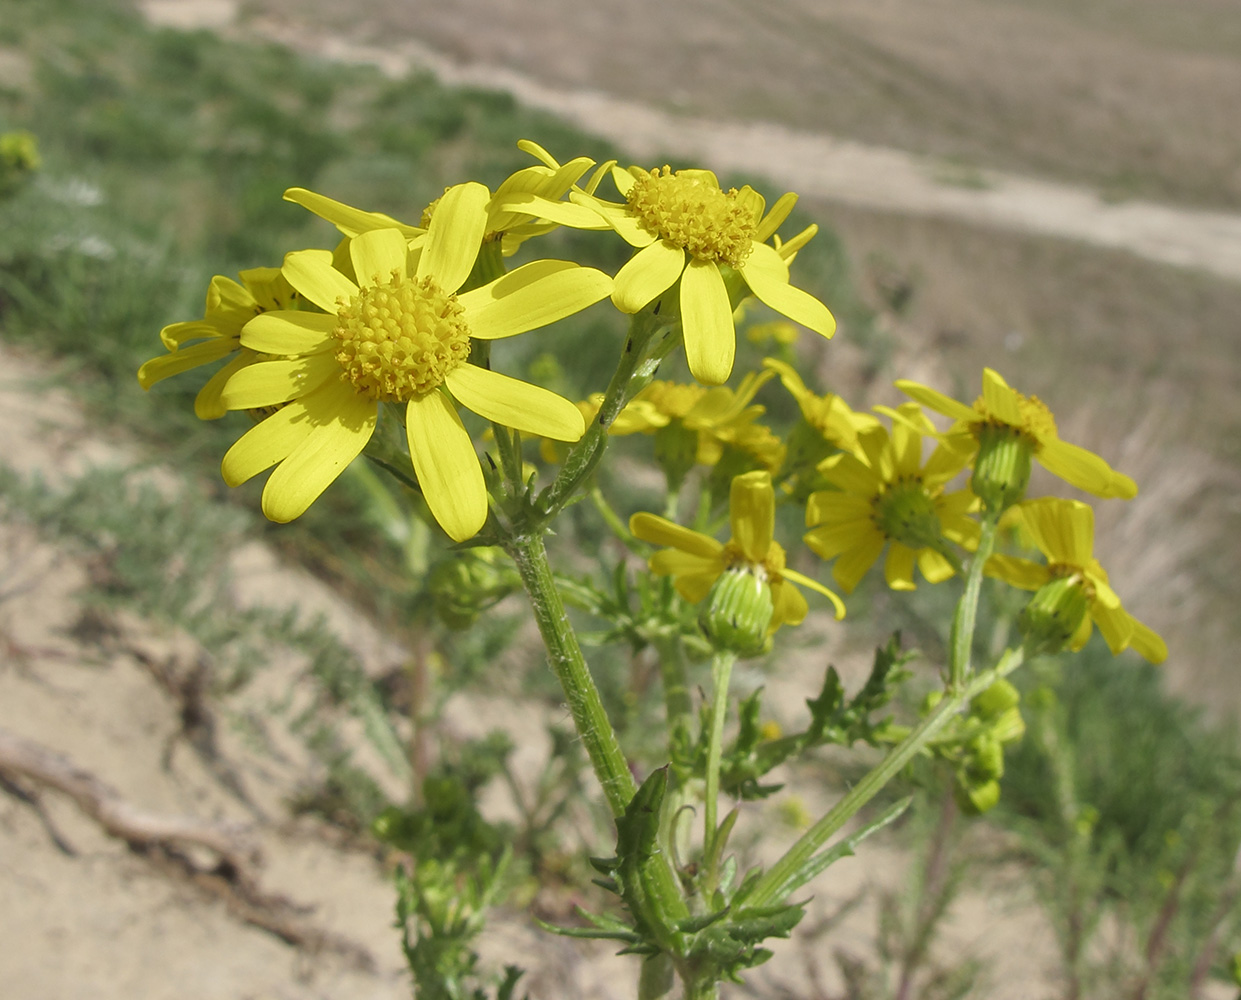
left=333, top=271, right=471, bottom=402
left=874, top=478, right=944, bottom=550
left=722, top=538, right=786, bottom=582
left=626, top=167, right=757, bottom=266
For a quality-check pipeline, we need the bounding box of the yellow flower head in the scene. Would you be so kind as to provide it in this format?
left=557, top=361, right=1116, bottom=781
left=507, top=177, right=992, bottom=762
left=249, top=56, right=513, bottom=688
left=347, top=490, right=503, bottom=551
left=804, top=403, right=979, bottom=593
left=216, top=183, right=612, bottom=541
left=138, top=267, right=300, bottom=419
left=508, top=164, right=836, bottom=385
left=610, top=369, right=774, bottom=478
left=896, top=368, right=1137, bottom=501
left=985, top=498, right=1167, bottom=663
left=630, top=470, right=846, bottom=633
left=764, top=357, right=880, bottom=455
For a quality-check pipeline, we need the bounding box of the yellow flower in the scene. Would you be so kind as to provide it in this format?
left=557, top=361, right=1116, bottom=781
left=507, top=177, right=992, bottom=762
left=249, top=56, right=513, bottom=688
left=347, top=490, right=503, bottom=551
left=284, top=139, right=607, bottom=256
left=138, top=267, right=300, bottom=419
left=612, top=370, right=776, bottom=465
left=896, top=368, right=1137, bottom=500
left=630, top=470, right=845, bottom=632
left=512, top=165, right=836, bottom=385
left=217, top=183, right=612, bottom=541
left=763, top=357, right=880, bottom=455
left=985, top=498, right=1167, bottom=663
left=804, top=404, right=979, bottom=592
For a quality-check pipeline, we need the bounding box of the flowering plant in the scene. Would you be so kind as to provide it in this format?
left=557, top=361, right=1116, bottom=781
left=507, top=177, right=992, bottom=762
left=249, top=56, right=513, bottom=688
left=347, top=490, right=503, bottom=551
left=139, top=139, right=1163, bottom=999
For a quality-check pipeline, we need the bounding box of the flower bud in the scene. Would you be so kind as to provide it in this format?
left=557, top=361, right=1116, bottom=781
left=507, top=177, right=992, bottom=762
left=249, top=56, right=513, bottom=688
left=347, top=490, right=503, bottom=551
left=1018, top=575, right=1090, bottom=656
left=653, top=421, right=699, bottom=492
left=972, top=424, right=1032, bottom=514
left=700, top=565, right=774, bottom=657
left=429, top=547, right=516, bottom=630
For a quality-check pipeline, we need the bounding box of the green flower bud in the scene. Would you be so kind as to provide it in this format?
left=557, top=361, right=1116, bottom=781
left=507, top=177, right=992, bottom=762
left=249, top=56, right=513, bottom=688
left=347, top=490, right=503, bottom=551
left=970, top=678, right=1021, bottom=720
left=1018, top=575, right=1090, bottom=656
left=700, top=565, right=774, bottom=657
left=653, top=421, right=699, bottom=493
left=955, top=777, right=1001, bottom=816
left=429, top=547, right=516, bottom=630
left=972, top=423, right=1033, bottom=514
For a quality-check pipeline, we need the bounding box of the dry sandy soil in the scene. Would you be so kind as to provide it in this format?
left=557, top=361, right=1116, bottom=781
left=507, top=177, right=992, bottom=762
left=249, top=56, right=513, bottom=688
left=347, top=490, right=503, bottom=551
left=4, top=1, right=1240, bottom=998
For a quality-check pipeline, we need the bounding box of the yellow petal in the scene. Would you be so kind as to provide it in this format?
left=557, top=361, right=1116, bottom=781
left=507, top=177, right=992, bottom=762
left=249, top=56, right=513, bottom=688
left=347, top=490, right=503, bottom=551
left=573, top=191, right=654, bottom=247
left=283, top=187, right=422, bottom=238
left=417, top=181, right=489, bottom=292
left=754, top=191, right=797, bottom=243
left=283, top=249, right=358, bottom=313
left=1091, top=601, right=1135, bottom=656
left=671, top=569, right=724, bottom=604
left=459, top=260, right=612, bottom=339
left=771, top=579, right=809, bottom=628
left=261, top=383, right=377, bottom=522
left=680, top=259, right=735, bottom=386
left=980, top=369, right=1022, bottom=425
left=240, top=311, right=336, bottom=355
left=804, top=519, right=875, bottom=561
left=350, top=228, right=409, bottom=288
left=160, top=319, right=222, bottom=350
left=650, top=549, right=722, bottom=588
left=781, top=568, right=846, bottom=620
left=445, top=365, right=586, bottom=442
left=983, top=554, right=1050, bottom=591
left=221, top=399, right=315, bottom=487
left=728, top=470, right=774, bottom=563
left=629, top=512, right=723, bottom=558
left=738, top=243, right=835, bottom=338
left=406, top=389, right=488, bottom=542
left=488, top=192, right=610, bottom=231
left=138, top=338, right=236, bottom=389
left=884, top=544, right=918, bottom=591
left=1038, top=438, right=1132, bottom=499
left=220, top=352, right=340, bottom=410
left=612, top=239, right=686, bottom=314
left=805, top=491, right=873, bottom=526
left=195, top=351, right=255, bottom=420
left=1128, top=618, right=1168, bottom=664
left=832, top=533, right=887, bottom=593
left=817, top=453, right=881, bottom=497
left=917, top=548, right=957, bottom=584
left=894, top=379, right=978, bottom=423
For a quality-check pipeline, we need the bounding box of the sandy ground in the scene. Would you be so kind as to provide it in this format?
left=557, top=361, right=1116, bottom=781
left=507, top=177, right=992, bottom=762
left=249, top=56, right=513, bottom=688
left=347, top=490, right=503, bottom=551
left=141, top=0, right=1241, bottom=283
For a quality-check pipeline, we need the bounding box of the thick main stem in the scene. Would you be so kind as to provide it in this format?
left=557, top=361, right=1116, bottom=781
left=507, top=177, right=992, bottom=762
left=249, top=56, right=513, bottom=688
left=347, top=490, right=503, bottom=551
left=507, top=530, right=637, bottom=818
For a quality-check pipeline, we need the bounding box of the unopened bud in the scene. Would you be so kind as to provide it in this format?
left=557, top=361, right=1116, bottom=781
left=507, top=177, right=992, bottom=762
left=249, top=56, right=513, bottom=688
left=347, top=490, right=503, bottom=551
left=701, top=565, right=774, bottom=657
left=972, top=424, right=1032, bottom=514
left=1018, top=575, right=1089, bottom=656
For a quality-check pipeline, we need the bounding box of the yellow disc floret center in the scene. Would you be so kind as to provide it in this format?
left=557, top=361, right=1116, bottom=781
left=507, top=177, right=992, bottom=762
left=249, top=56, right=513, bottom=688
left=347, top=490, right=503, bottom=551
left=334, top=271, right=471, bottom=402
left=626, top=167, right=756, bottom=266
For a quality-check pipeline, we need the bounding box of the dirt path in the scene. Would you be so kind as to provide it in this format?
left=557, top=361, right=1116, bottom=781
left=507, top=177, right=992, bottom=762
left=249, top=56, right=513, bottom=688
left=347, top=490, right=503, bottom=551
left=143, top=0, right=1241, bottom=284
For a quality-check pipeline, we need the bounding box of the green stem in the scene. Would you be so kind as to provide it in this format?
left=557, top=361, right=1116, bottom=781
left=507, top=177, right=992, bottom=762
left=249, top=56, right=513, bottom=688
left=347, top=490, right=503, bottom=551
left=653, top=634, right=692, bottom=745
left=590, top=484, right=637, bottom=546
left=745, top=646, right=1024, bottom=909
left=538, top=310, right=678, bottom=520
left=703, top=650, right=736, bottom=890
left=507, top=529, right=637, bottom=818
left=948, top=515, right=999, bottom=692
